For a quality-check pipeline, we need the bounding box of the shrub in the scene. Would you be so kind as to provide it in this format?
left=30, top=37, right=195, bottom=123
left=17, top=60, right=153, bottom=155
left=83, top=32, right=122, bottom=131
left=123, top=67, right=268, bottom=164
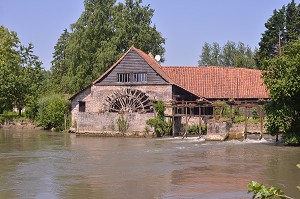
left=282, top=132, right=300, bottom=146
left=117, top=115, right=128, bottom=133
left=201, top=124, right=207, bottom=135
left=252, top=108, right=259, bottom=119
left=187, top=124, right=199, bottom=134
left=25, top=96, right=39, bottom=120
left=146, top=100, right=170, bottom=137
left=37, top=94, right=70, bottom=130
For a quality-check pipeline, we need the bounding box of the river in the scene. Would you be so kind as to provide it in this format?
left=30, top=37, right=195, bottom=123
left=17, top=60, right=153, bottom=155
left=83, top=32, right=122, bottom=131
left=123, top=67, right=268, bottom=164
left=0, top=129, right=299, bottom=199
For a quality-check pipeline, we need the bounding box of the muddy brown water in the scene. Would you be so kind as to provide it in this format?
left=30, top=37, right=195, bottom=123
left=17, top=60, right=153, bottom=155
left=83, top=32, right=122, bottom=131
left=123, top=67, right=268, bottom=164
left=0, top=129, right=299, bottom=199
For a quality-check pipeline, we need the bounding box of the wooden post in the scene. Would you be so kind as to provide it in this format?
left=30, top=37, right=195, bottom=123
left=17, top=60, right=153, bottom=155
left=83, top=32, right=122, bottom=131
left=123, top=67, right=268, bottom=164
left=185, top=103, right=188, bottom=138
left=182, top=102, right=188, bottom=139
left=230, top=105, right=233, bottom=122
left=198, top=105, right=201, bottom=138
left=244, top=107, right=248, bottom=140
left=172, top=105, right=175, bottom=137
left=64, top=113, right=67, bottom=131
left=259, top=105, right=263, bottom=140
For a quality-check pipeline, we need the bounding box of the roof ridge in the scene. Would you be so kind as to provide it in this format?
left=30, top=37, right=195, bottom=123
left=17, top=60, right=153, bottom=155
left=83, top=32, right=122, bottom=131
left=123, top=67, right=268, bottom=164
left=162, top=66, right=261, bottom=71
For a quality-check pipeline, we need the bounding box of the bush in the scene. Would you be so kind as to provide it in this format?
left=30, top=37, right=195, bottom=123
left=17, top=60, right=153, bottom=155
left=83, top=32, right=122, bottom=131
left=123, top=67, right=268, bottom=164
left=25, top=96, right=39, bottom=120
left=187, top=124, right=199, bottom=134
left=37, top=94, right=70, bottom=130
left=146, top=100, right=170, bottom=137
left=201, top=124, right=207, bottom=135
left=282, top=132, right=300, bottom=146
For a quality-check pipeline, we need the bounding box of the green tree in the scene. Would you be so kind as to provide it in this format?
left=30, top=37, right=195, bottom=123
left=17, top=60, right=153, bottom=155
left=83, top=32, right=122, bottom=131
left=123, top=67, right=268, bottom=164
left=0, top=26, right=22, bottom=113
left=233, top=42, right=257, bottom=68
left=198, top=42, right=212, bottom=66
left=285, top=0, right=300, bottom=43
left=256, top=0, right=300, bottom=67
left=262, top=40, right=300, bottom=145
left=198, top=41, right=256, bottom=68
left=113, top=0, right=165, bottom=58
left=0, top=25, right=48, bottom=116
left=51, top=0, right=165, bottom=94
left=221, top=41, right=236, bottom=66
left=50, top=29, right=70, bottom=93
left=20, top=43, right=48, bottom=117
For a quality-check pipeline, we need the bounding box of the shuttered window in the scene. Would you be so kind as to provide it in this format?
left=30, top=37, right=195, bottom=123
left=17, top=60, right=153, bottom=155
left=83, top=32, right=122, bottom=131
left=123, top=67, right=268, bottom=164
left=117, top=73, right=130, bottom=82
left=133, top=73, right=147, bottom=82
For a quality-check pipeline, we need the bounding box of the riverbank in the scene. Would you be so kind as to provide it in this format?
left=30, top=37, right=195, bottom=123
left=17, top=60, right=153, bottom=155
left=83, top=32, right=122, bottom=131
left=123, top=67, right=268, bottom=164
left=0, top=119, right=43, bottom=130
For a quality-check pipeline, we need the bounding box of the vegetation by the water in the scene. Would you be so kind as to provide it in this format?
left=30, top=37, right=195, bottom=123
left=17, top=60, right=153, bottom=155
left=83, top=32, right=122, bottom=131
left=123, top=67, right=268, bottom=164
left=36, top=94, right=70, bottom=130
left=117, top=115, right=129, bottom=133
left=247, top=164, right=300, bottom=199
left=146, top=101, right=171, bottom=137
left=0, top=111, right=26, bottom=122
left=247, top=181, right=291, bottom=199
left=262, top=40, right=300, bottom=146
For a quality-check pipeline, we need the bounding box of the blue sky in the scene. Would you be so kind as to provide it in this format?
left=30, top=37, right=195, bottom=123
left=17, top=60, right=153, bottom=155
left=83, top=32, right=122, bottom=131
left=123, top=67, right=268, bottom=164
left=0, top=0, right=296, bottom=70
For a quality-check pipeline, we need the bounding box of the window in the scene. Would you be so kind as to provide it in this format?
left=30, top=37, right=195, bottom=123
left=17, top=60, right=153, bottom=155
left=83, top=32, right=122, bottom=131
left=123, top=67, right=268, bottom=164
left=117, top=73, right=130, bottom=82
left=79, top=101, right=86, bottom=112
left=133, top=73, right=147, bottom=82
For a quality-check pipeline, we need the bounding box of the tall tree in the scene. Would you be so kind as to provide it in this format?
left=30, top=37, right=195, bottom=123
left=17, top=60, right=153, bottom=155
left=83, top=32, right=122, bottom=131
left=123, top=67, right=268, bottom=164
left=113, top=0, right=165, bottom=57
left=198, top=42, right=212, bottom=66
left=50, top=0, right=165, bottom=94
left=221, top=41, right=236, bottom=66
left=262, top=40, right=300, bottom=145
left=285, top=0, right=300, bottom=43
left=66, top=0, right=117, bottom=93
left=256, top=0, right=300, bottom=67
left=198, top=41, right=256, bottom=68
left=50, top=29, right=70, bottom=93
left=211, top=42, right=221, bottom=66
left=0, top=26, right=22, bottom=113
left=19, top=43, right=48, bottom=116
left=0, top=26, right=46, bottom=115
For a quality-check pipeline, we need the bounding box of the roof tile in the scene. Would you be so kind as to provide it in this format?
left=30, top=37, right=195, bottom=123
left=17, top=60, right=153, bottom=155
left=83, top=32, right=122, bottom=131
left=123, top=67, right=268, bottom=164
left=162, top=66, right=268, bottom=99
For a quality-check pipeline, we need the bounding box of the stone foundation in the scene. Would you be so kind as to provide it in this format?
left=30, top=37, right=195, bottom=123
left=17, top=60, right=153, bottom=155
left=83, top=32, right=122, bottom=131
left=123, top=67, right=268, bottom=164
left=73, top=112, right=155, bottom=137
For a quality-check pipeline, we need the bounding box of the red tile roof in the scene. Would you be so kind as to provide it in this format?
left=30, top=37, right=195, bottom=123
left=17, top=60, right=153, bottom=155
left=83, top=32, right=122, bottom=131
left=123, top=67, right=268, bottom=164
left=162, top=66, right=268, bottom=99
left=71, top=46, right=268, bottom=101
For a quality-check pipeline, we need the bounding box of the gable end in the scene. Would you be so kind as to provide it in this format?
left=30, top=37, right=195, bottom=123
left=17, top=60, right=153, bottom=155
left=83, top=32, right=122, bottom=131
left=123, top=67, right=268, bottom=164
left=96, top=49, right=168, bottom=86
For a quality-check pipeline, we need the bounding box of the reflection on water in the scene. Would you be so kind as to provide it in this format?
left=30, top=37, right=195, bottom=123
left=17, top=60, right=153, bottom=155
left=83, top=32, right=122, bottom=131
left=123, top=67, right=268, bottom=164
left=0, top=129, right=300, bottom=199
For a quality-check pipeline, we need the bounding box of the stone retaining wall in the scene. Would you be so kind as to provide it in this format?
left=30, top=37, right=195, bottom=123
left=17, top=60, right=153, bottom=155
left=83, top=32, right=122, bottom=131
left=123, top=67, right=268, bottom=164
left=0, top=119, right=41, bottom=129
left=75, top=112, right=155, bottom=137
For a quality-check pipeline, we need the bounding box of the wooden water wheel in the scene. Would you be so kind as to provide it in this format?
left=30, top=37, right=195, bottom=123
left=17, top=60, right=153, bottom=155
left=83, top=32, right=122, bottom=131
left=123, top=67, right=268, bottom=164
left=105, top=89, right=153, bottom=113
